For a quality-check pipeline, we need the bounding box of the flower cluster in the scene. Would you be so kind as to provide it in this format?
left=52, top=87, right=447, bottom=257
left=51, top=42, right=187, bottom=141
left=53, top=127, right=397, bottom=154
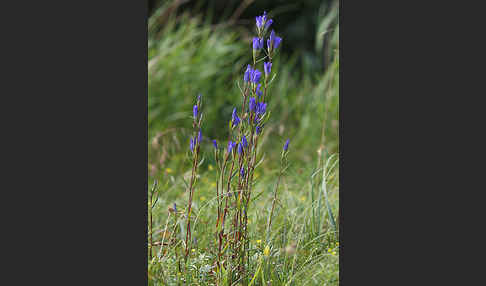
left=244, top=64, right=262, bottom=84
left=180, top=11, right=290, bottom=283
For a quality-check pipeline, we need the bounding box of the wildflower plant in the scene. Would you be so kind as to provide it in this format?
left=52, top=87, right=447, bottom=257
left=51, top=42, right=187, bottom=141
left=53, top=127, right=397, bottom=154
left=209, top=11, right=286, bottom=284
left=150, top=11, right=292, bottom=285
left=185, top=93, right=203, bottom=260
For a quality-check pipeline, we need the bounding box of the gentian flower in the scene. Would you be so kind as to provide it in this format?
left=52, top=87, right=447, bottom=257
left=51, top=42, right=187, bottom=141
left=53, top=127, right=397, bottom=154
left=256, top=125, right=263, bottom=134
left=267, top=30, right=282, bottom=53
left=190, top=137, right=195, bottom=152
left=252, top=37, right=263, bottom=50
left=264, top=19, right=273, bottom=30
left=193, top=105, right=198, bottom=119
left=256, top=84, right=263, bottom=97
left=237, top=143, right=244, bottom=155
left=283, top=138, right=290, bottom=151
left=250, top=68, right=262, bottom=84
left=198, top=130, right=202, bottom=143
left=249, top=97, right=256, bottom=112
left=242, top=135, right=248, bottom=148
left=264, top=62, right=272, bottom=76
left=240, top=167, right=245, bottom=177
left=244, top=64, right=251, bottom=82
left=232, top=108, right=240, bottom=127
left=212, top=139, right=218, bottom=149
left=255, top=11, right=267, bottom=29
left=228, top=141, right=235, bottom=153
left=256, top=102, right=267, bottom=115
left=255, top=102, right=267, bottom=122
left=173, top=203, right=177, bottom=212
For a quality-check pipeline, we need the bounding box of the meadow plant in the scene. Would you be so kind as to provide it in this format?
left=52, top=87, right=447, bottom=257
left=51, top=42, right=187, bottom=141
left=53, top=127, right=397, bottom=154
left=149, top=11, right=303, bottom=285
left=184, top=94, right=203, bottom=260
left=208, top=12, right=285, bottom=284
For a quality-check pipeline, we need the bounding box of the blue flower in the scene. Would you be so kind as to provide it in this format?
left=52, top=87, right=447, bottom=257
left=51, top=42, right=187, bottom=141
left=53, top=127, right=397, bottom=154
left=190, top=137, right=195, bottom=152
left=256, top=84, right=263, bottom=98
left=249, top=97, right=257, bottom=112
left=250, top=68, right=262, bottom=84
left=256, top=125, right=263, bottom=134
left=267, top=30, right=282, bottom=52
left=252, top=37, right=263, bottom=50
left=197, top=93, right=202, bottom=102
left=245, top=66, right=262, bottom=84
left=228, top=140, right=235, bottom=153
left=283, top=138, right=290, bottom=151
left=255, top=102, right=267, bottom=122
left=264, top=19, right=273, bottom=30
left=244, top=64, right=251, bottom=82
left=173, top=203, right=177, bottom=212
left=240, top=167, right=245, bottom=177
left=232, top=108, right=240, bottom=127
left=212, top=139, right=218, bottom=149
left=256, top=102, right=267, bottom=116
left=264, top=62, right=272, bottom=76
left=255, top=11, right=267, bottom=29
left=237, top=143, right=244, bottom=155
left=242, top=135, right=248, bottom=148
left=198, top=130, right=202, bottom=143
left=193, top=105, right=198, bottom=119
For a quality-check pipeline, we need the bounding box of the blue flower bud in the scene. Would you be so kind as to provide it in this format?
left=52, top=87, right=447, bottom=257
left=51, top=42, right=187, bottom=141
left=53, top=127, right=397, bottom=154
left=244, top=64, right=251, bottom=82
left=264, top=62, right=272, bottom=76
left=193, top=105, right=198, bottom=119
left=255, top=11, right=267, bottom=29
left=250, top=68, right=262, bottom=84
left=212, top=139, right=218, bottom=149
left=173, top=203, right=177, bottom=212
left=267, top=30, right=282, bottom=53
left=228, top=141, right=234, bottom=153
left=283, top=138, right=290, bottom=151
left=252, top=37, right=263, bottom=50
left=242, top=135, right=248, bottom=148
left=237, top=143, right=243, bottom=155
left=264, top=19, right=273, bottom=30
left=190, top=137, right=195, bottom=152
left=249, top=97, right=256, bottom=112
left=256, top=84, right=263, bottom=98
left=256, top=102, right=267, bottom=115
left=240, top=167, right=245, bottom=177
left=256, top=125, right=263, bottom=134
left=232, top=108, right=240, bottom=127
left=198, top=130, right=202, bottom=143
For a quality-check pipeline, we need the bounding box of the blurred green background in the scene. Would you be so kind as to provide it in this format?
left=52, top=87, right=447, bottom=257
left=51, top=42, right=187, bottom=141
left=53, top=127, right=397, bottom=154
left=148, top=0, right=339, bottom=179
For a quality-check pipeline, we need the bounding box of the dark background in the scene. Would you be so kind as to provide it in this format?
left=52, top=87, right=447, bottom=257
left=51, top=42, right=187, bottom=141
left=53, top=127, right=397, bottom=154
left=149, top=0, right=338, bottom=72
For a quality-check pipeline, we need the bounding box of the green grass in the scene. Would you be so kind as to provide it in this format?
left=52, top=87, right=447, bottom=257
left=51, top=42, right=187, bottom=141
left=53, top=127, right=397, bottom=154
left=148, top=2, right=339, bottom=285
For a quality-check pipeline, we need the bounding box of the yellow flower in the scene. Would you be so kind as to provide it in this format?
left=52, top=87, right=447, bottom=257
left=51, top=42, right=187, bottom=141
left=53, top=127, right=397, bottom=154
left=300, top=196, right=306, bottom=202
left=200, top=196, right=206, bottom=201
left=165, top=168, right=173, bottom=174
left=191, top=249, right=196, bottom=252
left=263, top=245, right=270, bottom=257
left=328, top=248, right=332, bottom=253
left=208, top=164, right=214, bottom=171
left=256, top=239, right=262, bottom=244
left=332, top=251, right=337, bottom=256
